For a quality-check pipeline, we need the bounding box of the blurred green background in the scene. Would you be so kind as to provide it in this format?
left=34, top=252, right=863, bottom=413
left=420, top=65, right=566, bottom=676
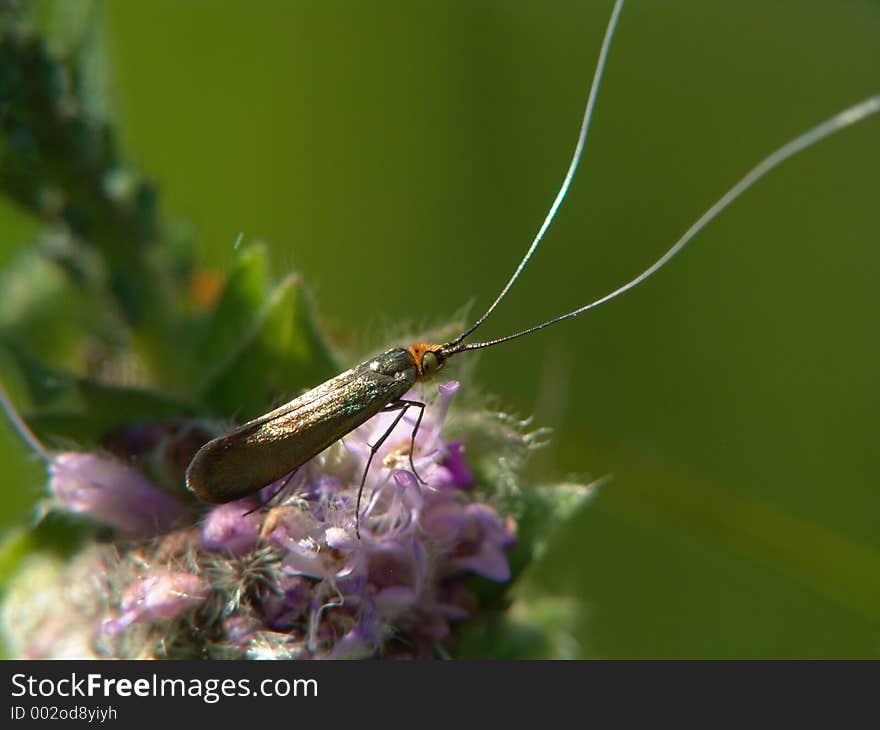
left=1, top=0, right=878, bottom=657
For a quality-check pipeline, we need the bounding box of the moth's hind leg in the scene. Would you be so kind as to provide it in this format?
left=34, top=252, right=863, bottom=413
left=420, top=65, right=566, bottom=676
left=394, top=398, right=427, bottom=486
left=355, top=397, right=429, bottom=537
left=356, top=401, right=410, bottom=538
left=243, top=468, right=299, bottom=516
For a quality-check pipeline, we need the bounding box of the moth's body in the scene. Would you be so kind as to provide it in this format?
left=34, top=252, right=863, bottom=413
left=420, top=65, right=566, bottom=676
left=185, top=345, right=442, bottom=504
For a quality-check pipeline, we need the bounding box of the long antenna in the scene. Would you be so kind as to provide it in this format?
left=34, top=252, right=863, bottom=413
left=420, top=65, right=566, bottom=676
left=445, top=0, right=625, bottom=349
left=442, top=94, right=880, bottom=356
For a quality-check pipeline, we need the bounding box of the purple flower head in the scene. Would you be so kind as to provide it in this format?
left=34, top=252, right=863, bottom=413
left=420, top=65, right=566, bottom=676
left=49, top=452, right=185, bottom=537
left=447, top=503, right=517, bottom=582
left=325, top=624, right=378, bottom=660
left=201, top=499, right=261, bottom=554
left=435, top=440, right=475, bottom=489
left=224, top=614, right=262, bottom=646
left=260, top=575, right=312, bottom=630
left=6, top=377, right=535, bottom=659
left=103, top=570, right=208, bottom=636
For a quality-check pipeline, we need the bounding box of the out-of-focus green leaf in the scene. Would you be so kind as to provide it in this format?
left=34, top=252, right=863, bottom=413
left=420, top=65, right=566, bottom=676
left=0, top=344, right=74, bottom=408
left=29, top=511, right=92, bottom=558
left=75, top=378, right=194, bottom=423
left=1, top=347, right=194, bottom=446
left=189, top=243, right=269, bottom=379
left=20, top=411, right=109, bottom=447
left=0, top=528, right=33, bottom=592
left=0, top=514, right=90, bottom=592
left=454, top=593, right=582, bottom=660
left=0, top=247, right=125, bottom=368
left=508, top=481, right=601, bottom=582
left=25, top=379, right=195, bottom=447
left=199, top=272, right=338, bottom=420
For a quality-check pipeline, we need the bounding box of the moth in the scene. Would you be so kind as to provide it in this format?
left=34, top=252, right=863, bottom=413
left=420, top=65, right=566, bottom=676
left=183, top=0, right=879, bottom=535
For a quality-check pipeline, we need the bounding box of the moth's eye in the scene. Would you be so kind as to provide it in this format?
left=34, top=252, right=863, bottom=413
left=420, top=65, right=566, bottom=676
left=421, top=351, right=443, bottom=377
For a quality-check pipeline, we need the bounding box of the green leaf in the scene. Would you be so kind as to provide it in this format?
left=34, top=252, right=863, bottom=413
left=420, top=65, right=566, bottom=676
left=0, top=246, right=125, bottom=369
left=0, top=528, right=33, bottom=592
left=189, top=243, right=270, bottom=380
left=199, top=272, right=338, bottom=420
left=508, top=480, right=602, bottom=582
left=25, top=379, right=195, bottom=447
left=76, top=378, right=194, bottom=423
left=454, top=593, right=583, bottom=659
left=0, top=348, right=194, bottom=446
left=0, top=343, right=75, bottom=407
left=0, top=514, right=90, bottom=593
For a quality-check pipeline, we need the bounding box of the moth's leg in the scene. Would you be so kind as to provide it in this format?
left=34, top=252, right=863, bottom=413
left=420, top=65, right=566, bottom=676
left=356, top=402, right=409, bottom=538
left=244, top=468, right=298, bottom=516
left=394, top=398, right=427, bottom=485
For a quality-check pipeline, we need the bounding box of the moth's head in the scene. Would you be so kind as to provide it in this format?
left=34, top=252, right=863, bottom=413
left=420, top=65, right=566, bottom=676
left=409, top=342, right=447, bottom=381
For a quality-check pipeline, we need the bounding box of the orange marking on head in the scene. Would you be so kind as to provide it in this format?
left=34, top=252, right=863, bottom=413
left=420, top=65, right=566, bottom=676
left=408, top=342, right=443, bottom=379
